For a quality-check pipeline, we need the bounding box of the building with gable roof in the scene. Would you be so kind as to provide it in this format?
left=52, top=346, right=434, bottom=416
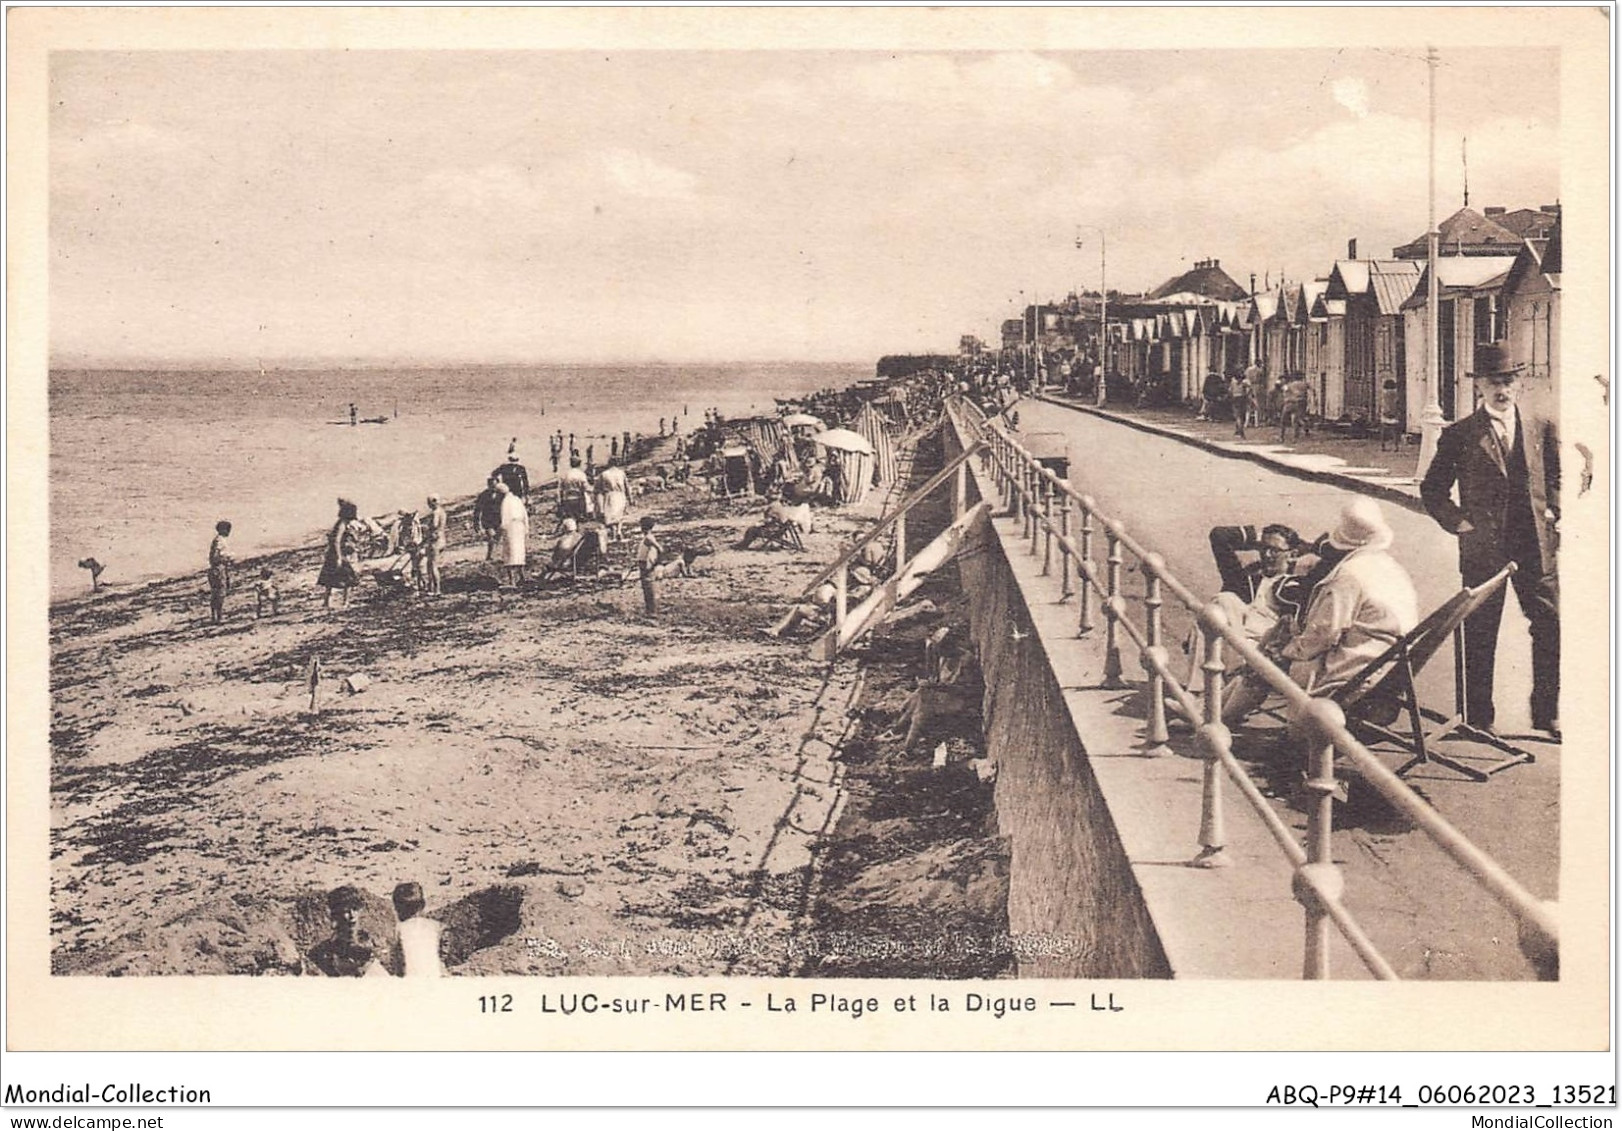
left=1391, top=206, right=1525, bottom=260
left=1325, top=253, right=1422, bottom=426
left=1399, top=253, right=1519, bottom=422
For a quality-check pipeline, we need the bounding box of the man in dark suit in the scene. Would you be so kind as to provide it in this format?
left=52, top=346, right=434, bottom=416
left=1420, top=344, right=1560, bottom=738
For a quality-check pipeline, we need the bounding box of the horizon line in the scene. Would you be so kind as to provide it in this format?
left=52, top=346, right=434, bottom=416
left=47, top=355, right=900, bottom=372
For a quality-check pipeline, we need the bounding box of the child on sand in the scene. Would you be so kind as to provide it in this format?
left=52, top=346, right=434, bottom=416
left=207, top=521, right=233, bottom=625
left=390, top=881, right=444, bottom=978
left=254, top=568, right=280, bottom=618
left=636, top=516, right=661, bottom=615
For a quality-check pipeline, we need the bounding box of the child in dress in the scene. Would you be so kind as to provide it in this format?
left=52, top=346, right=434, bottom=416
left=253, top=569, right=280, bottom=618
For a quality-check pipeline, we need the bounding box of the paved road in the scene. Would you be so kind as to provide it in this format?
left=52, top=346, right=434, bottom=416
left=1011, top=398, right=1559, bottom=978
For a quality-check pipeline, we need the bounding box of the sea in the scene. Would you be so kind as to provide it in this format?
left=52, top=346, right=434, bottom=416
left=48, top=361, right=868, bottom=601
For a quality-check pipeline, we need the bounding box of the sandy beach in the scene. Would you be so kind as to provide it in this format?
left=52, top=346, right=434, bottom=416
left=49, top=431, right=1009, bottom=978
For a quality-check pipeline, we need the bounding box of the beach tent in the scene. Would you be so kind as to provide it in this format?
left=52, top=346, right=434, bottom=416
left=735, top=418, right=785, bottom=463
left=719, top=445, right=754, bottom=497
left=811, top=428, right=875, bottom=505
left=853, top=402, right=898, bottom=492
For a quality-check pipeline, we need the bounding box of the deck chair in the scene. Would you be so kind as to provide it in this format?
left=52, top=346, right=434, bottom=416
left=542, top=529, right=605, bottom=582
left=758, top=516, right=805, bottom=552
left=1328, top=562, right=1530, bottom=782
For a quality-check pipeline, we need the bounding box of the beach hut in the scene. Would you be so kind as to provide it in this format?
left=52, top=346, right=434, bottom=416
left=853, top=402, right=897, bottom=491
left=719, top=445, right=754, bottom=497
left=811, top=428, right=875, bottom=505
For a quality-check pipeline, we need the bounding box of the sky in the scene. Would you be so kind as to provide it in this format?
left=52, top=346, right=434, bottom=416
left=48, top=46, right=1561, bottom=365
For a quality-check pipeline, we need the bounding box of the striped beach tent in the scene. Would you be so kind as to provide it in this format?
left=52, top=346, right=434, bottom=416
left=853, top=402, right=898, bottom=491
left=811, top=428, right=875, bottom=506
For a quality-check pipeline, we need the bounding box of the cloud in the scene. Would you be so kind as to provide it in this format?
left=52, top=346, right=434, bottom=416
left=1332, top=77, right=1371, bottom=119
left=600, top=149, right=699, bottom=201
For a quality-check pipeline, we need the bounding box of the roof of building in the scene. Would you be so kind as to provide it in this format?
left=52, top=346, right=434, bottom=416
left=1400, top=255, right=1520, bottom=309
left=1327, top=259, right=1369, bottom=297
left=1369, top=262, right=1423, bottom=315
left=1147, top=260, right=1249, bottom=302
left=1250, top=291, right=1280, bottom=321
left=1486, top=206, right=1560, bottom=241
left=1392, top=206, right=1524, bottom=258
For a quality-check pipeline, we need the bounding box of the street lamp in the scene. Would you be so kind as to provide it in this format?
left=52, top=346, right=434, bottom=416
left=1077, top=227, right=1107, bottom=405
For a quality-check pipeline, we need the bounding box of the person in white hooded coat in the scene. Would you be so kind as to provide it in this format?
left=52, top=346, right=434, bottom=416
left=1280, top=497, right=1419, bottom=696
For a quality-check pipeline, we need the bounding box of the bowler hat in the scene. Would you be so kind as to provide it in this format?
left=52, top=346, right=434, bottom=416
left=1468, top=344, right=1524, bottom=381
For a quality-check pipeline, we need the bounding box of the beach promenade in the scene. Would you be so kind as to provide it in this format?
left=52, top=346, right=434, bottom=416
left=963, top=395, right=1560, bottom=980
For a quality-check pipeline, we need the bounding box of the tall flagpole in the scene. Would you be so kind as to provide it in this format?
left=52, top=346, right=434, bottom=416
left=1416, top=45, right=1445, bottom=480
left=1097, top=231, right=1108, bottom=406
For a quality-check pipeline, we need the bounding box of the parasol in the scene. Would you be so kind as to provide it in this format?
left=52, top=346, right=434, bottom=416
left=781, top=413, right=824, bottom=428
left=811, top=428, right=875, bottom=455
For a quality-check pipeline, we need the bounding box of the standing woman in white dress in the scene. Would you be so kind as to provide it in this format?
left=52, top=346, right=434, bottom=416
left=596, top=458, right=631, bottom=542
left=497, top=480, right=528, bottom=587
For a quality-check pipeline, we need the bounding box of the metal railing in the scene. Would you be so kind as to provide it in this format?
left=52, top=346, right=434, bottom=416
left=948, top=397, right=1557, bottom=981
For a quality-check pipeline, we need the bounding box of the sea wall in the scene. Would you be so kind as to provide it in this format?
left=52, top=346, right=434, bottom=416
left=944, top=430, right=1171, bottom=979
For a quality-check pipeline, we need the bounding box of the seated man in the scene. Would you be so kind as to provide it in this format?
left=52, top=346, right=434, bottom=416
left=1188, top=523, right=1318, bottom=684
left=547, top=518, right=585, bottom=572
left=737, top=495, right=813, bottom=550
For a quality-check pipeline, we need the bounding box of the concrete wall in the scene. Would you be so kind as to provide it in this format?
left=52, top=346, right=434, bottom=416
left=945, top=432, right=1172, bottom=979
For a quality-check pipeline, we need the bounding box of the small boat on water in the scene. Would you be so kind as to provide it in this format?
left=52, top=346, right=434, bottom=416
left=328, top=416, right=390, bottom=426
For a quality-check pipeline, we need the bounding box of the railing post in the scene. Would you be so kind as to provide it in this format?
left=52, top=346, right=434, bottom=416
left=1023, top=462, right=1036, bottom=541
left=1077, top=495, right=1096, bottom=634
left=1141, top=555, right=1170, bottom=754
left=1057, top=488, right=1073, bottom=601
left=1029, top=467, right=1043, bottom=556
left=1041, top=474, right=1055, bottom=575
left=954, top=460, right=967, bottom=519
left=1101, top=520, right=1126, bottom=688
left=1193, top=609, right=1230, bottom=868
left=999, top=439, right=1014, bottom=514
left=1296, top=699, right=1346, bottom=980
left=894, top=511, right=908, bottom=574
left=834, top=562, right=849, bottom=638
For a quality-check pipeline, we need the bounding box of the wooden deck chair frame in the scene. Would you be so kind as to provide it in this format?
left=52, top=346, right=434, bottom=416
left=1330, top=562, right=1532, bottom=782
left=759, top=517, right=805, bottom=553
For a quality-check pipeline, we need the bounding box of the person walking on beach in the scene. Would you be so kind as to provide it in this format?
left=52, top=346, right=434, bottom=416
left=349, top=403, right=358, bottom=427
left=492, top=446, right=530, bottom=501
left=423, top=494, right=447, bottom=596
left=207, top=520, right=233, bottom=625
left=636, top=516, right=661, bottom=615
left=596, top=458, right=630, bottom=542
left=318, top=499, right=364, bottom=610
left=549, top=433, right=562, bottom=475
left=497, top=481, right=528, bottom=587
left=474, top=477, right=504, bottom=560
